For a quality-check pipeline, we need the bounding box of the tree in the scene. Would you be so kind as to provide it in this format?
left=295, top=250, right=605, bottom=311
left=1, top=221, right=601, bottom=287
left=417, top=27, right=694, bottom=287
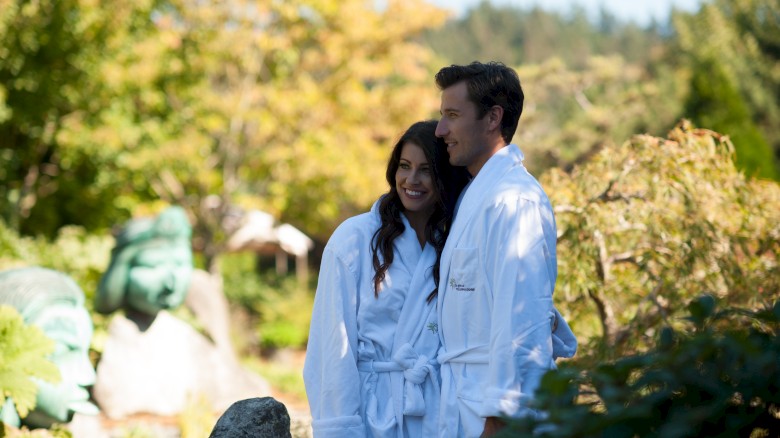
left=0, top=0, right=130, bottom=236
left=683, top=57, right=776, bottom=179
left=546, top=121, right=780, bottom=360
left=1, top=0, right=450, bottom=272
left=514, top=55, right=685, bottom=174
left=424, top=2, right=669, bottom=69
left=127, top=0, right=448, bottom=270
left=673, top=0, right=780, bottom=180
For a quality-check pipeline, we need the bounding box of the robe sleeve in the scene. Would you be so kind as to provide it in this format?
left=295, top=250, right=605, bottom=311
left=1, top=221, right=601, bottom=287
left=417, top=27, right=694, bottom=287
left=480, top=197, right=556, bottom=419
left=303, top=247, right=365, bottom=438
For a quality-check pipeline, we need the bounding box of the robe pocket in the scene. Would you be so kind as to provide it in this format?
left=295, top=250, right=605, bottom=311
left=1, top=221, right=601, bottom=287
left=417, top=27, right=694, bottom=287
left=448, top=248, right=481, bottom=294
left=455, top=367, right=488, bottom=438
left=455, top=364, right=487, bottom=403
left=365, top=391, right=397, bottom=438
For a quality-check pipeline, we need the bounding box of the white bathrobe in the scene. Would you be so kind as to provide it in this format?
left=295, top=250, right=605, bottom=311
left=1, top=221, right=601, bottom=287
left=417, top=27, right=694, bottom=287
left=437, top=144, right=577, bottom=438
left=304, top=201, right=441, bottom=438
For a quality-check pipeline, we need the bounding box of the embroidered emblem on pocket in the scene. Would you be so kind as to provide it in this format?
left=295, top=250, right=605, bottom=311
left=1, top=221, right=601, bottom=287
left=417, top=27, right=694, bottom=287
left=448, top=277, right=475, bottom=292
left=427, top=322, right=438, bottom=334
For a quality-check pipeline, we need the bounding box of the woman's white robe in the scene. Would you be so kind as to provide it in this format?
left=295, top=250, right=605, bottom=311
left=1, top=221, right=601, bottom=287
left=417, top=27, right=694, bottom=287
left=304, top=202, right=441, bottom=438
left=437, top=145, right=577, bottom=437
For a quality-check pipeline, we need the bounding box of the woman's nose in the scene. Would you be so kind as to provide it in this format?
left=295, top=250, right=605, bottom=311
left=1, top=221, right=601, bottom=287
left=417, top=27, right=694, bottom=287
left=407, top=170, right=421, bottom=184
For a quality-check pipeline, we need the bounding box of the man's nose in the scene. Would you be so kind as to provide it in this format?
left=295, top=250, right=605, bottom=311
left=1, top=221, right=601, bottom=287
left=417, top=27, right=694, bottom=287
left=435, top=119, right=447, bottom=138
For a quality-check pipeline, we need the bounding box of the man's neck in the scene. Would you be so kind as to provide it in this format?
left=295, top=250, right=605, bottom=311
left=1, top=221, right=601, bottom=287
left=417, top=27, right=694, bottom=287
left=467, top=141, right=508, bottom=177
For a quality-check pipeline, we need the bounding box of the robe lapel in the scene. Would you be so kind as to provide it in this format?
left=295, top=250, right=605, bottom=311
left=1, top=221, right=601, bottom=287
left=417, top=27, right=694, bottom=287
left=392, top=243, right=436, bottom=349
left=393, top=213, right=421, bottom=274
left=390, top=214, right=436, bottom=434
left=437, top=145, right=524, bottom=335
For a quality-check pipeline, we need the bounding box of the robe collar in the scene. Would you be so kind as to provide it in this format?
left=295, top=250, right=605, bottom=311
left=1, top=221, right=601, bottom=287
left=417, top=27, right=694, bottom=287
left=441, top=144, right=524, bottom=281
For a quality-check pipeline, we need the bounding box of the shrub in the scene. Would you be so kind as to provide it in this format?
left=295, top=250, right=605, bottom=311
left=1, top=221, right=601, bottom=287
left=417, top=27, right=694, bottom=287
left=0, top=306, right=60, bottom=424
left=547, top=121, right=780, bottom=361
left=0, top=220, right=112, bottom=307
left=501, top=296, right=780, bottom=437
left=220, top=253, right=313, bottom=350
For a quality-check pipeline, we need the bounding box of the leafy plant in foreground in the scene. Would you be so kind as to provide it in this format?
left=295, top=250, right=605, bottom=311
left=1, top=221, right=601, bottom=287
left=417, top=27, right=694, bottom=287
left=501, top=296, right=780, bottom=437
left=0, top=306, right=60, bottom=423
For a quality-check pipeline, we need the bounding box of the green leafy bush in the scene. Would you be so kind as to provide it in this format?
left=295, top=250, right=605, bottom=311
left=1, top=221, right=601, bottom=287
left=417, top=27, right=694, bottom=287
left=0, top=220, right=112, bottom=306
left=0, top=306, right=60, bottom=421
left=221, top=253, right=313, bottom=350
left=547, top=122, right=780, bottom=361
left=501, top=296, right=780, bottom=437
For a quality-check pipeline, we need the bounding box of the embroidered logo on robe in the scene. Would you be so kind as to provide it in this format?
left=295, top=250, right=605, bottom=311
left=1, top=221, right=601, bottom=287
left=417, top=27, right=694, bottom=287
left=449, top=277, right=475, bottom=292
left=427, top=322, right=438, bottom=334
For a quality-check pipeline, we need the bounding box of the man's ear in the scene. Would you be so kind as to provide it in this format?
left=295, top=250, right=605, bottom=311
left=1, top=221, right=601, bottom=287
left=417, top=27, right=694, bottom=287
left=487, top=105, right=503, bottom=131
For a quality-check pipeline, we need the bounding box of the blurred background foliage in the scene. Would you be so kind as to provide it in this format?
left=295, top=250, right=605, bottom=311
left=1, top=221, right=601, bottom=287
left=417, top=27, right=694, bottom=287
left=1, top=0, right=779, bottom=432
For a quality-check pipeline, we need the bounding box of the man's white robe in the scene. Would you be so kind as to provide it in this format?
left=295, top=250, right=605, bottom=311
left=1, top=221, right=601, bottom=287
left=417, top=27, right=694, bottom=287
left=304, top=201, right=441, bottom=438
left=437, top=145, right=577, bottom=438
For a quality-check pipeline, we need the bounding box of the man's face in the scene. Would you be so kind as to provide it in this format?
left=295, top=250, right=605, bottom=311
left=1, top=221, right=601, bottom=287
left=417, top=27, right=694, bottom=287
left=436, top=81, right=494, bottom=176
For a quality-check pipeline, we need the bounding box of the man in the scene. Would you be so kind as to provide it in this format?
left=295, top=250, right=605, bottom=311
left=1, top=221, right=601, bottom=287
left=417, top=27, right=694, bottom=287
left=434, top=61, right=577, bottom=437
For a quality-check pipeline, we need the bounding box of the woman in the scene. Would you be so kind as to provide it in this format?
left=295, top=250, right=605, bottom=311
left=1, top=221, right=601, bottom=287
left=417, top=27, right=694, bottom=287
left=304, top=120, right=469, bottom=438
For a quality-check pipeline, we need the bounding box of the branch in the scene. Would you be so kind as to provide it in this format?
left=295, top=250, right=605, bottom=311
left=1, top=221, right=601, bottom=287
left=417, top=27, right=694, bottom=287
left=613, top=280, right=669, bottom=350
left=554, top=204, right=583, bottom=214
left=608, top=251, right=637, bottom=265
left=594, top=192, right=647, bottom=203
left=588, top=287, right=618, bottom=346
left=587, top=159, right=644, bottom=205
left=574, top=88, right=593, bottom=112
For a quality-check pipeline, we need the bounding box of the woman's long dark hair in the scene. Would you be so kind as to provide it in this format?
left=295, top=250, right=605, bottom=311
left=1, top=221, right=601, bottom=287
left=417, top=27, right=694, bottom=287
left=371, top=120, right=470, bottom=301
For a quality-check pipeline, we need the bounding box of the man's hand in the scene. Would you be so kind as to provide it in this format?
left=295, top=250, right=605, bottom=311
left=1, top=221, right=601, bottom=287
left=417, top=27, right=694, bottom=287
left=480, top=417, right=506, bottom=437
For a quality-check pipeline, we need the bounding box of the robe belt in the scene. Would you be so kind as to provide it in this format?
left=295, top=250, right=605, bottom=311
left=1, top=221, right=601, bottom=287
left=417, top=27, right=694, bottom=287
left=357, top=343, right=439, bottom=416
left=437, top=344, right=490, bottom=364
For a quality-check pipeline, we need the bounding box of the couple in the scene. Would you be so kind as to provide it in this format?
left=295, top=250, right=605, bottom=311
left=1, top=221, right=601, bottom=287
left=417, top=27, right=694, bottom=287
left=304, top=61, right=577, bottom=438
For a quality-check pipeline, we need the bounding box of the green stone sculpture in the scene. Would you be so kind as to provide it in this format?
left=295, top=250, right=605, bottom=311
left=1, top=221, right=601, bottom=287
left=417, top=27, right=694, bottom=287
left=96, top=206, right=193, bottom=316
left=0, top=267, right=99, bottom=428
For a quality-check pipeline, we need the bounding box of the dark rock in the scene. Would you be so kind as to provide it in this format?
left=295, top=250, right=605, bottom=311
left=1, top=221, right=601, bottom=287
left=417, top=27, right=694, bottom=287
left=209, top=397, right=292, bottom=438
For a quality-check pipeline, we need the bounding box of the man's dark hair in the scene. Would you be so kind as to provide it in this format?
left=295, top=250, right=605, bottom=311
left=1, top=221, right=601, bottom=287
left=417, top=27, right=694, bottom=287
left=435, top=61, right=523, bottom=144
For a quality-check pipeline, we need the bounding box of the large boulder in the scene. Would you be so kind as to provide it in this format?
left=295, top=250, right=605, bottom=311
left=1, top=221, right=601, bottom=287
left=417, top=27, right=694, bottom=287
left=93, top=311, right=270, bottom=419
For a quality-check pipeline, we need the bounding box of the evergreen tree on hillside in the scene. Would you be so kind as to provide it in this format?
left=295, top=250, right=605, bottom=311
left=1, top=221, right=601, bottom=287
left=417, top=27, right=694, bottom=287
left=684, top=58, right=778, bottom=180
left=424, top=1, right=668, bottom=68
left=674, top=0, right=780, bottom=180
